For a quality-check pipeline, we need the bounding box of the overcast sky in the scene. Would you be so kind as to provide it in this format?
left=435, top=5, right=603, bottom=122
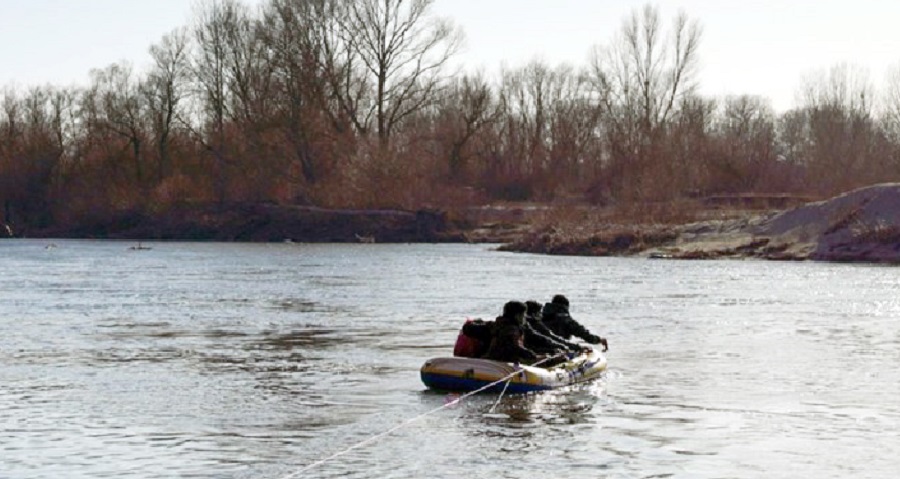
left=2, top=0, right=899, bottom=112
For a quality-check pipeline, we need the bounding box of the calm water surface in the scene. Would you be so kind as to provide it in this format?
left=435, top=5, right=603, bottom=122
left=1, top=240, right=899, bottom=478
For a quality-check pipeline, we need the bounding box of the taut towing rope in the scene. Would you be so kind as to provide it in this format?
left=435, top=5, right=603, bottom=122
left=282, top=353, right=566, bottom=478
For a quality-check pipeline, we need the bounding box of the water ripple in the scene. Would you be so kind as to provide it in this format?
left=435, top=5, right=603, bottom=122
left=2, top=241, right=900, bottom=478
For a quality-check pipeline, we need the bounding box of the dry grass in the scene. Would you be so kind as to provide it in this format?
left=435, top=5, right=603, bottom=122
left=496, top=198, right=775, bottom=256
left=499, top=221, right=678, bottom=256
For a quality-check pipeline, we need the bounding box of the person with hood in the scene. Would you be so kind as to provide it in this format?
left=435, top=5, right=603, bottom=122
left=524, top=300, right=582, bottom=355
left=541, top=294, right=609, bottom=351
left=453, top=318, right=492, bottom=358
left=482, top=300, right=540, bottom=364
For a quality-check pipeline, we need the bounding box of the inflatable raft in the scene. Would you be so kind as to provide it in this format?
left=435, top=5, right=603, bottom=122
left=420, top=349, right=607, bottom=393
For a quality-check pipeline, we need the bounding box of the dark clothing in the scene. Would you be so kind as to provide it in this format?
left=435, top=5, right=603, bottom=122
left=541, top=302, right=603, bottom=345
left=525, top=313, right=581, bottom=353
left=522, top=319, right=565, bottom=354
left=454, top=319, right=490, bottom=358
left=461, top=318, right=493, bottom=344
left=482, top=315, right=538, bottom=363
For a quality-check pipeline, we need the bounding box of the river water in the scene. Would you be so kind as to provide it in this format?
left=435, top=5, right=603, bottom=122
left=1, top=240, right=898, bottom=478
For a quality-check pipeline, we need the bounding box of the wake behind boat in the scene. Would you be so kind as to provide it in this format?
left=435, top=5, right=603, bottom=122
left=420, top=348, right=607, bottom=393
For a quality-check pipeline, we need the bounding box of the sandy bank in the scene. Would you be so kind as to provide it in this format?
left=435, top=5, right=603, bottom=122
left=506, top=183, right=900, bottom=264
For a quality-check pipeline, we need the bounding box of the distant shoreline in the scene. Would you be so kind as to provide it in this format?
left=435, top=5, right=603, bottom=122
left=7, top=184, right=900, bottom=264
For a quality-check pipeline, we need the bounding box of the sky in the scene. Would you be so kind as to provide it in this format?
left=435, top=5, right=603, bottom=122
left=2, top=0, right=900, bottom=112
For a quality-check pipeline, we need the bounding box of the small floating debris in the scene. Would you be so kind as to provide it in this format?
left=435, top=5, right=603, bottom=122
left=355, top=233, right=375, bottom=243
left=482, top=412, right=510, bottom=419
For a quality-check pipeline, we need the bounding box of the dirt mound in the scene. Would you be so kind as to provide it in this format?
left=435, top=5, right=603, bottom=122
left=754, top=183, right=900, bottom=262
left=503, top=183, right=900, bottom=264
left=663, top=183, right=900, bottom=262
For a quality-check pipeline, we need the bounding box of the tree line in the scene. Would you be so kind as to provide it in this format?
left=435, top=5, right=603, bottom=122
left=3, top=0, right=900, bottom=231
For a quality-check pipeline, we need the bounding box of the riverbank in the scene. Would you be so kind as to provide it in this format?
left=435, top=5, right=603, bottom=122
left=10, top=201, right=544, bottom=243
left=504, top=183, right=900, bottom=264
left=16, top=204, right=464, bottom=242
left=9, top=184, right=900, bottom=264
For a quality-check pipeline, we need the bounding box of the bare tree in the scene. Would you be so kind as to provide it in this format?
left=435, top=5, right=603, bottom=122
left=494, top=61, right=602, bottom=196
left=191, top=0, right=245, bottom=202
left=88, top=62, right=147, bottom=184
left=1, top=87, right=20, bottom=160
left=260, top=0, right=349, bottom=185
left=877, top=63, right=900, bottom=181
left=499, top=60, right=554, bottom=178
left=800, top=63, right=873, bottom=114
left=797, top=63, right=877, bottom=194
left=337, top=0, right=461, bottom=146
left=436, top=73, right=500, bottom=181
left=588, top=3, right=702, bottom=200
left=712, top=95, right=777, bottom=192
left=545, top=65, right=603, bottom=190
left=880, top=62, right=900, bottom=143
left=591, top=4, right=702, bottom=134
left=0, top=87, right=69, bottom=226
left=0, top=88, right=21, bottom=226
left=193, top=0, right=233, bottom=138
left=146, top=27, right=191, bottom=183
left=880, top=63, right=900, bottom=170
left=221, top=3, right=275, bottom=129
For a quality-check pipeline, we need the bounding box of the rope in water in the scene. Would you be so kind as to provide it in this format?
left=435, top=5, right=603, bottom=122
left=281, top=353, right=564, bottom=478
left=488, top=376, right=513, bottom=414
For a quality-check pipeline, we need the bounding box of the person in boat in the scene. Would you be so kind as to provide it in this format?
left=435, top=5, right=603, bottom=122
left=482, top=300, right=540, bottom=364
left=524, top=300, right=582, bottom=355
left=455, top=301, right=575, bottom=362
left=454, top=318, right=492, bottom=358
left=541, top=294, right=609, bottom=351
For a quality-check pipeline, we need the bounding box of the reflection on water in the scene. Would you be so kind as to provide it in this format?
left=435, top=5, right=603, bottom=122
left=1, top=240, right=900, bottom=478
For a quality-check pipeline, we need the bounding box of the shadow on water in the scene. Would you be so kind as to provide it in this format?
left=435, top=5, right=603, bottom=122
left=420, top=375, right=610, bottom=431
left=264, top=298, right=355, bottom=315
left=255, top=327, right=344, bottom=349
left=88, top=321, right=348, bottom=378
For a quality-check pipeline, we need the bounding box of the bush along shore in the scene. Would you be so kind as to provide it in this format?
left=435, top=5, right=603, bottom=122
left=7, top=184, right=900, bottom=265
left=502, top=183, right=900, bottom=264
left=13, top=204, right=462, bottom=243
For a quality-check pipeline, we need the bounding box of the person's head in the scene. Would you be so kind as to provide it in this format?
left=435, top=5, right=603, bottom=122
left=551, top=294, right=569, bottom=308
left=525, top=300, right=542, bottom=316
left=502, top=300, right=527, bottom=322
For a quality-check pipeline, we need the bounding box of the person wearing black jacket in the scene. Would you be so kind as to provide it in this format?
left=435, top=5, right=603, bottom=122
left=483, top=301, right=539, bottom=364
left=524, top=300, right=581, bottom=354
left=541, top=294, right=609, bottom=351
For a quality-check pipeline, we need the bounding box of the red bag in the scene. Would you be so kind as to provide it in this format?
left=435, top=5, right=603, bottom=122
left=453, top=319, right=485, bottom=358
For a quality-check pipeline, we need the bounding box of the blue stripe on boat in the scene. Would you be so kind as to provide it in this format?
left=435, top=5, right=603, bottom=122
left=420, top=372, right=552, bottom=393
